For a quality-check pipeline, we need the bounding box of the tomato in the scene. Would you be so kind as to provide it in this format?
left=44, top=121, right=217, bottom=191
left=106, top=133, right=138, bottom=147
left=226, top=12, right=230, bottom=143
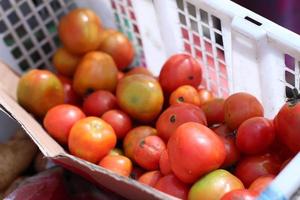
left=109, top=148, right=124, bottom=156
left=57, top=75, right=81, bottom=106
left=188, top=169, right=244, bottom=200
left=134, top=135, right=166, bottom=170
left=159, top=149, right=172, bottom=175
left=201, top=98, right=225, bottom=126
left=98, top=154, right=132, bottom=177
left=169, top=85, right=200, bottom=106
left=17, top=69, right=64, bottom=117
left=212, top=124, right=240, bottom=168
left=116, top=74, right=164, bottom=122
left=82, top=90, right=118, bottom=117
left=159, top=53, right=202, bottom=94
left=73, top=52, right=118, bottom=96
left=58, top=8, right=102, bottom=54
left=68, top=117, right=117, bottom=163
left=156, top=103, right=207, bottom=142
left=197, top=88, right=214, bottom=105
left=130, top=166, right=145, bottom=180
left=118, top=71, right=125, bottom=80
left=168, top=122, right=225, bottom=183
left=123, top=126, right=157, bottom=160
left=102, top=109, right=132, bottom=140
left=224, top=92, right=264, bottom=130
left=98, top=29, right=134, bottom=70
left=138, top=170, right=162, bottom=187
left=43, top=104, right=85, bottom=145
left=125, top=66, right=153, bottom=77
left=234, top=153, right=281, bottom=187
left=53, top=48, right=81, bottom=77
left=236, top=117, right=275, bottom=155
left=221, top=189, right=256, bottom=200
left=155, top=174, right=189, bottom=200
left=274, top=96, right=300, bottom=153
left=248, top=175, right=275, bottom=196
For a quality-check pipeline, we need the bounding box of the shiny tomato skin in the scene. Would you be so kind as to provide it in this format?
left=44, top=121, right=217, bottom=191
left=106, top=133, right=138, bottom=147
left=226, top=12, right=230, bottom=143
left=224, top=92, right=264, bottom=130
left=53, top=48, right=81, bottom=77
left=159, top=149, right=172, bottom=175
left=236, top=117, right=275, bottom=155
left=168, top=122, right=226, bottom=183
left=73, top=52, right=118, bottom=96
left=116, top=74, right=164, bottom=122
left=274, top=102, right=300, bottom=153
left=169, top=85, right=201, bottom=106
left=68, top=117, right=117, bottom=164
left=155, top=174, right=189, bottom=200
left=17, top=69, right=64, bottom=117
left=123, top=126, right=157, bottom=160
left=221, top=189, right=257, bottom=200
left=57, top=75, right=82, bottom=106
left=98, top=29, right=134, bottom=70
left=43, top=104, right=85, bottom=145
left=188, top=169, right=244, bottom=200
left=82, top=90, right=118, bottom=117
left=102, top=109, right=132, bottom=139
left=98, top=154, right=132, bottom=177
left=138, top=170, right=163, bottom=187
left=134, top=135, right=166, bottom=170
left=212, top=124, right=240, bottom=168
left=234, top=154, right=281, bottom=187
left=197, top=88, right=214, bottom=105
left=248, top=175, right=275, bottom=196
left=58, top=8, right=102, bottom=54
left=201, top=98, right=225, bottom=126
left=159, top=53, right=202, bottom=94
left=156, top=103, right=207, bottom=142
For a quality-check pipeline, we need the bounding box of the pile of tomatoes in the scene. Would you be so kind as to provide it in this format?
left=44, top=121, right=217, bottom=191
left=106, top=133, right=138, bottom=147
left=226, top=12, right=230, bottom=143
left=16, top=8, right=300, bottom=200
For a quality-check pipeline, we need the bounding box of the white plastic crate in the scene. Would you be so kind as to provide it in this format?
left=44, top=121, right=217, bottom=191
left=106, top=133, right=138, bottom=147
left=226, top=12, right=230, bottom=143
left=0, top=0, right=300, bottom=199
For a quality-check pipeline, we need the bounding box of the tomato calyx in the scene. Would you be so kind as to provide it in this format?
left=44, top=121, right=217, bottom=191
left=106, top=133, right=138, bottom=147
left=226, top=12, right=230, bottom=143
left=170, top=115, right=176, bottom=123
left=287, top=88, right=300, bottom=107
left=177, top=96, right=184, bottom=102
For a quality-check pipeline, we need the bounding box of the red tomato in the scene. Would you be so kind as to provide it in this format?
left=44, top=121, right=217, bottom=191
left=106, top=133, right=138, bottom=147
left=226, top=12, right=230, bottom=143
left=98, top=29, right=134, bottom=70
left=155, top=174, right=189, bottom=200
left=201, top=98, right=225, bottom=126
left=159, top=149, right=172, bottom=175
left=236, top=117, right=275, bottom=155
left=17, top=69, right=64, bottom=117
left=130, top=166, right=145, bottom=180
left=197, top=88, right=214, bottom=105
left=169, top=85, right=201, bottom=106
left=138, top=170, right=162, bottom=187
left=98, top=154, right=132, bottom=177
left=68, top=117, right=117, bottom=163
left=82, top=90, right=118, bottom=117
left=57, top=75, right=82, bottom=106
left=224, top=92, right=264, bottom=130
left=123, top=126, right=157, bottom=160
left=274, top=97, right=300, bottom=153
left=168, top=122, right=225, bottom=183
left=188, top=169, right=244, bottom=200
left=159, top=53, right=202, bottom=94
left=134, top=135, right=166, bottom=170
left=221, top=189, right=256, bottom=200
left=43, top=104, right=85, bottom=145
left=73, top=52, right=118, bottom=96
left=212, top=124, right=240, bottom=168
left=53, top=47, right=81, bottom=77
left=248, top=175, right=275, bottom=196
left=156, top=103, right=207, bottom=142
left=235, top=154, right=281, bottom=187
left=116, top=74, right=164, bottom=122
left=58, top=8, right=102, bottom=54
left=102, top=109, right=132, bottom=140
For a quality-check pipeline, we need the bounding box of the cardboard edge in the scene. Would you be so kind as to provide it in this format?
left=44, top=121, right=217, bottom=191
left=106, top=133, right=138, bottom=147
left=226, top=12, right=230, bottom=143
left=0, top=61, right=19, bottom=100
left=52, top=152, right=180, bottom=200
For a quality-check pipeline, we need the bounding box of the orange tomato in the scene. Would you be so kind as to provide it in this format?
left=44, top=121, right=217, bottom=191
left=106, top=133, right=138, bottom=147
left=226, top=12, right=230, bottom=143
left=248, top=175, right=275, bottom=196
left=99, top=154, right=132, bottom=177
left=201, top=98, right=225, bottom=126
left=169, top=85, right=200, bottom=106
left=125, top=66, right=154, bottom=77
left=197, top=88, right=214, bottom=105
left=138, top=170, right=163, bottom=187
left=159, top=149, right=172, bottom=175
left=68, top=117, right=117, bottom=163
left=58, top=8, right=102, bottom=54
left=53, top=48, right=81, bottom=77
